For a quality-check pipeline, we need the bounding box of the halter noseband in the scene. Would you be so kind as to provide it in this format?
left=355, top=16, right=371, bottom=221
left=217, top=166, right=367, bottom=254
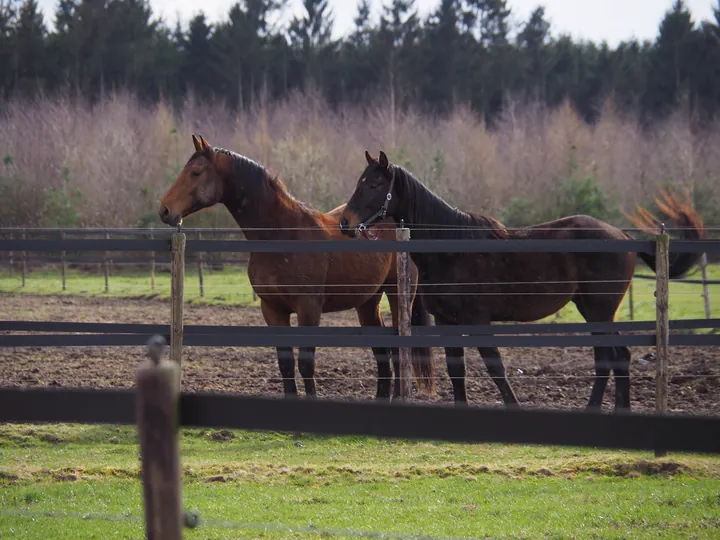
left=356, top=166, right=396, bottom=233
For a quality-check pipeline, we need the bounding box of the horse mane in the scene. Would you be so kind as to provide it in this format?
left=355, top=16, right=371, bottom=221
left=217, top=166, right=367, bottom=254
left=395, top=165, right=508, bottom=239
left=624, top=188, right=705, bottom=239
left=207, top=147, right=317, bottom=214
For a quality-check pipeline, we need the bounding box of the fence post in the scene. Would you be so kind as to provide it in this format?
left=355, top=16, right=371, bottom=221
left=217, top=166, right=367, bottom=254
left=628, top=281, right=634, bottom=320
left=197, top=232, right=204, bottom=298
left=21, top=229, right=26, bottom=288
left=150, top=228, right=156, bottom=292
left=171, top=232, right=186, bottom=378
left=8, top=232, right=13, bottom=280
left=700, top=253, right=711, bottom=319
left=61, top=232, right=67, bottom=292
left=396, top=224, right=412, bottom=399
left=655, top=230, right=670, bottom=458
left=104, top=229, right=110, bottom=293
left=136, top=335, right=182, bottom=540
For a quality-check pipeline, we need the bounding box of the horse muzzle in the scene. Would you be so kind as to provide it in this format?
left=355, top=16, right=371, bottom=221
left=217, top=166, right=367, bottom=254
left=159, top=206, right=182, bottom=227
left=339, top=217, right=357, bottom=238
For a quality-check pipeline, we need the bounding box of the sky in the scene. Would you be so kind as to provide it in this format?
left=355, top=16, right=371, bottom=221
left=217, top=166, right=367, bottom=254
left=36, top=0, right=718, bottom=47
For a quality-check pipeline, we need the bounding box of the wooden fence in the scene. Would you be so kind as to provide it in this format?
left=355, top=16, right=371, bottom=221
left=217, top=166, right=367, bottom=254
left=1, top=230, right=720, bottom=537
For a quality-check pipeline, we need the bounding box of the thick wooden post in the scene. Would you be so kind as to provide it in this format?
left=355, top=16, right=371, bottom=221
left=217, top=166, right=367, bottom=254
left=700, top=253, right=711, bottom=319
left=655, top=231, right=670, bottom=458
left=136, top=335, right=182, bottom=540
left=170, top=232, right=186, bottom=376
left=61, top=232, right=67, bottom=291
left=396, top=225, right=412, bottom=398
left=21, top=229, right=26, bottom=288
left=104, top=230, right=110, bottom=293
left=197, top=232, right=204, bottom=298
left=150, top=229, right=156, bottom=292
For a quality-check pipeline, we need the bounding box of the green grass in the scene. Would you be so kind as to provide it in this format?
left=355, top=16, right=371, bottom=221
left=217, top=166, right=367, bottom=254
left=1, top=263, right=718, bottom=320
left=1, top=424, right=719, bottom=538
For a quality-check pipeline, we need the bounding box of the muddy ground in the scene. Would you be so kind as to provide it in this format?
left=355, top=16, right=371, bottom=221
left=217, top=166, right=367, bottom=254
left=1, top=294, right=718, bottom=415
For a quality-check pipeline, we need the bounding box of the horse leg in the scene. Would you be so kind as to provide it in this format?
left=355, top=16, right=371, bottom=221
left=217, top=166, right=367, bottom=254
left=612, top=345, right=632, bottom=411
left=384, top=283, right=403, bottom=399
left=586, top=338, right=613, bottom=410
left=434, top=315, right=467, bottom=405
left=477, top=347, right=519, bottom=407
left=296, top=307, right=322, bottom=399
left=573, top=294, right=630, bottom=410
left=356, top=297, right=393, bottom=400
left=444, top=347, right=468, bottom=405
left=260, top=301, right=297, bottom=397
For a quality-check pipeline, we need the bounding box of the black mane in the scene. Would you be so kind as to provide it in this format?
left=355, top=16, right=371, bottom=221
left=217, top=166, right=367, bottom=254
left=393, top=165, right=507, bottom=240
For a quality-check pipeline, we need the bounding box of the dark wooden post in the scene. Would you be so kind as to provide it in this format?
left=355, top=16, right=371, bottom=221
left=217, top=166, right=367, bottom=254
left=21, top=229, right=27, bottom=288
left=8, top=232, right=13, bottom=280
left=700, top=253, right=711, bottom=319
left=197, top=232, right=204, bottom=298
left=171, top=232, right=186, bottom=379
left=655, top=230, right=670, bottom=457
left=396, top=224, right=412, bottom=398
left=150, top=228, right=156, bottom=292
left=628, top=281, right=634, bottom=320
left=61, top=232, right=67, bottom=292
left=136, top=335, right=182, bottom=540
left=104, top=229, right=110, bottom=293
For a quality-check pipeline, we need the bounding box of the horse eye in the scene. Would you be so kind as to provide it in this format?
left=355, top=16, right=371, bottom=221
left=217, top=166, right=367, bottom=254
left=191, top=170, right=201, bottom=177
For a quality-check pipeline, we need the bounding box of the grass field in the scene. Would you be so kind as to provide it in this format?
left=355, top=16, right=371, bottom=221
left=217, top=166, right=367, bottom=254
left=1, top=263, right=718, bottom=321
left=1, top=424, right=719, bottom=539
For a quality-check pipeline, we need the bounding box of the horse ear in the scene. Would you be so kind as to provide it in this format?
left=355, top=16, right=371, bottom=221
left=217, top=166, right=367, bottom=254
left=378, top=151, right=389, bottom=170
left=199, top=135, right=213, bottom=155
left=365, top=150, right=376, bottom=165
left=192, top=134, right=203, bottom=152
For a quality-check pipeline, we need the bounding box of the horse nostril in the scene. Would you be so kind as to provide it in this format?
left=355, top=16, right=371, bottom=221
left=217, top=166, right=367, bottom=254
left=161, top=206, right=170, bottom=217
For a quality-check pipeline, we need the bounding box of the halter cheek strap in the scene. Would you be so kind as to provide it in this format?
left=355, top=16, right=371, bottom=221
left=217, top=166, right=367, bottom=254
left=356, top=167, right=396, bottom=233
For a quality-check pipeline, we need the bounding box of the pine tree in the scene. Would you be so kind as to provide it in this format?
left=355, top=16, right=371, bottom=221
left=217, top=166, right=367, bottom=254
left=13, top=0, right=47, bottom=93
left=288, top=0, right=335, bottom=87
left=644, top=0, right=700, bottom=119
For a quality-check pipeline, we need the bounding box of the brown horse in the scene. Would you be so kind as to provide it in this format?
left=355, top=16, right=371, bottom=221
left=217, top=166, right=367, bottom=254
left=159, top=135, right=435, bottom=400
left=339, top=151, right=704, bottom=412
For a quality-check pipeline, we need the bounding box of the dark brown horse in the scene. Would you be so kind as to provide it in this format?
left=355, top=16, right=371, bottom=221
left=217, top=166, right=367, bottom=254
left=159, top=135, right=435, bottom=400
left=339, top=151, right=704, bottom=411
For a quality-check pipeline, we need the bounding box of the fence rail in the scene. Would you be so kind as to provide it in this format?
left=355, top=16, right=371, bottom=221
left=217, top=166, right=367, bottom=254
left=3, top=237, right=720, bottom=254
left=1, top=386, right=718, bottom=454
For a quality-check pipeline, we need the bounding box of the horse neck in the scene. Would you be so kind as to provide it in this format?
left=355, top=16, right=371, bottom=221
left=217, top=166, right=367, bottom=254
left=396, top=169, right=478, bottom=240
left=222, top=164, right=309, bottom=241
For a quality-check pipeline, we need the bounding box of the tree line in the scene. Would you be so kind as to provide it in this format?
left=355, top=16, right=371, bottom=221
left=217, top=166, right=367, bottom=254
left=1, top=0, right=720, bottom=125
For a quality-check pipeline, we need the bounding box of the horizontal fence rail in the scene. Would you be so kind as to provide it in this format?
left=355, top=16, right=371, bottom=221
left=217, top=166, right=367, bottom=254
left=3, top=331, right=720, bottom=348
left=2, top=238, right=720, bottom=254
left=3, top=318, right=718, bottom=336
left=0, top=387, right=718, bottom=454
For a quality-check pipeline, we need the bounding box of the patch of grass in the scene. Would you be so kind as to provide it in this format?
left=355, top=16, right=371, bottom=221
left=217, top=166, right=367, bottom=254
left=1, top=424, right=720, bottom=538
left=1, top=474, right=719, bottom=538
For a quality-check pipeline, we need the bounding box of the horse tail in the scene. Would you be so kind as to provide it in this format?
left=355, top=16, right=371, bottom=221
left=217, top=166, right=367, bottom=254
left=625, top=188, right=705, bottom=279
left=410, top=294, right=436, bottom=395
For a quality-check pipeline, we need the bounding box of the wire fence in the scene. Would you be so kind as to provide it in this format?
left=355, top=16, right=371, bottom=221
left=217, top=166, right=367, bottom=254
left=2, top=231, right=720, bottom=537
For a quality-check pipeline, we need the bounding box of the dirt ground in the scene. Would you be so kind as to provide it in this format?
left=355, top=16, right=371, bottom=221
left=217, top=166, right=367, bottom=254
left=1, top=294, right=718, bottom=415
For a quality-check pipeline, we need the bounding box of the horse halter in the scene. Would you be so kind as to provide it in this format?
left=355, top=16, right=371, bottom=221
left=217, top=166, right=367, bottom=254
left=356, top=166, right=396, bottom=233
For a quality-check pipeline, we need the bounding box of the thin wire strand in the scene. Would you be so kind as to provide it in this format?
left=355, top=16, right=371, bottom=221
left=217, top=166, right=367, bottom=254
left=178, top=374, right=720, bottom=382
left=3, top=225, right=720, bottom=232
left=0, top=508, right=475, bottom=540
